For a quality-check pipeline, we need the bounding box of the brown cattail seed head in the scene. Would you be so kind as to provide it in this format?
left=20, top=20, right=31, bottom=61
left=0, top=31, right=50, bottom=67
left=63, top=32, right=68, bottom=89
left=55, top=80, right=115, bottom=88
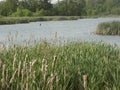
left=83, top=74, right=87, bottom=89
left=54, top=55, right=57, bottom=61
left=83, top=75, right=87, bottom=81
left=0, top=60, right=2, bottom=68
left=1, top=78, right=5, bottom=88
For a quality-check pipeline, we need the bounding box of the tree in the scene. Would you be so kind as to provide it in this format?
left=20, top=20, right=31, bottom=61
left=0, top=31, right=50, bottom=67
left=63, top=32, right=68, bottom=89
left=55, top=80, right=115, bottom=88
left=0, top=0, right=19, bottom=16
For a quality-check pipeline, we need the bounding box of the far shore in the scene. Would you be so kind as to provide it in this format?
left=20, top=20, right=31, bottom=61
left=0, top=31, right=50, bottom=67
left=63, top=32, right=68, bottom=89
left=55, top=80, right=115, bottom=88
left=0, top=16, right=81, bottom=25
left=0, top=15, right=120, bottom=25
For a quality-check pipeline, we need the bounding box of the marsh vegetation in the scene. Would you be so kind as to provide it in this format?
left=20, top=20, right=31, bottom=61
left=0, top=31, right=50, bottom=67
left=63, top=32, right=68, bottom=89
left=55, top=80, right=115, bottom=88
left=0, top=41, right=120, bottom=90
left=96, top=21, right=120, bottom=35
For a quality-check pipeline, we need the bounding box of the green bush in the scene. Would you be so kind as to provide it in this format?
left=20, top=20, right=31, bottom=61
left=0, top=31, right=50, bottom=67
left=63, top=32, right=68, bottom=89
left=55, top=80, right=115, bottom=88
left=33, top=9, right=47, bottom=16
left=111, top=8, right=120, bottom=15
left=96, top=21, right=120, bottom=35
left=11, top=8, right=32, bottom=17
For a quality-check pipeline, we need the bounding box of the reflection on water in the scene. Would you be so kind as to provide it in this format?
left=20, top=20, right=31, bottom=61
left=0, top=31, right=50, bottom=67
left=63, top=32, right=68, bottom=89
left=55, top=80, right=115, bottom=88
left=0, top=17, right=120, bottom=46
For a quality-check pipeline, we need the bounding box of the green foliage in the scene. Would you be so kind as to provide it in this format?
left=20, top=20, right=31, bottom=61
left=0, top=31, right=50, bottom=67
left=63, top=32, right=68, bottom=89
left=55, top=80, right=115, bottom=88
left=0, top=0, right=120, bottom=16
left=111, top=8, right=120, bottom=15
left=0, top=41, right=120, bottom=89
left=0, top=15, right=3, bottom=18
left=96, top=21, right=120, bottom=35
left=33, top=9, right=48, bottom=16
left=11, top=8, right=32, bottom=17
left=0, top=1, right=13, bottom=16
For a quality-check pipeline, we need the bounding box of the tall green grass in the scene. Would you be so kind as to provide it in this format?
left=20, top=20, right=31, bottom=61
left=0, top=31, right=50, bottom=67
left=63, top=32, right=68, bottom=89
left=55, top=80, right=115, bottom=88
left=0, top=41, right=120, bottom=90
left=96, top=21, right=120, bottom=35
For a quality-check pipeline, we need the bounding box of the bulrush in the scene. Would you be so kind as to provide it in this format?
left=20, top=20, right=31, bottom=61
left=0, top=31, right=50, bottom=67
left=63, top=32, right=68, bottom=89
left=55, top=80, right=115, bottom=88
left=9, top=69, right=17, bottom=84
left=25, top=83, right=28, bottom=90
left=47, top=73, right=54, bottom=90
left=83, top=75, right=87, bottom=90
left=18, top=61, right=21, bottom=77
left=63, top=69, right=67, bottom=90
left=55, top=73, right=59, bottom=89
left=31, top=59, right=37, bottom=66
left=43, top=64, right=48, bottom=83
left=25, top=54, right=28, bottom=61
left=41, top=58, right=48, bottom=89
left=29, top=61, right=32, bottom=78
left=2, top=64, right=6, bottom=79
left=0, top=40, right=119, bottom=89
left=1, top=64, right=6, bottom=88
left=13, top=54, right=17, bottom=71
left=6, top=69, right=8, bottom=82
left=1, top=78, right=5, bottom=88
left=52, top=55, right=57, bottom=70
left=30, top=59, right=37, bottom=77
left=0, top=59, right=2, bottom=68
left=33, top=71, right=36, bottom=80
left=41, top=58, right=48, bottom=88
left=21, top=69, right=24, bottom=84
left=25, top=63, right=29, bottom=87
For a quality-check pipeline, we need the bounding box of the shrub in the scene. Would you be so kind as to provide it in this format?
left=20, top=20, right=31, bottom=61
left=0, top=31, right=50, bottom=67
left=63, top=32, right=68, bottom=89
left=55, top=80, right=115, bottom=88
left=11, top=8, right=32, bottom=17
left=111, top=8, right=120, bottom=15
left=33, top=9, right=47, bottom=16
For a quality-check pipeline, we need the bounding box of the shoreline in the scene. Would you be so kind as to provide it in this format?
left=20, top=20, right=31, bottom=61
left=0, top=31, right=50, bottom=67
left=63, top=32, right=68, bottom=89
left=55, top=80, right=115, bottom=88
left=0, top=16, right=106, bottom=25
left=0, top=16, right=81, bottom=25
left=0, top=16, right=120, bottom=25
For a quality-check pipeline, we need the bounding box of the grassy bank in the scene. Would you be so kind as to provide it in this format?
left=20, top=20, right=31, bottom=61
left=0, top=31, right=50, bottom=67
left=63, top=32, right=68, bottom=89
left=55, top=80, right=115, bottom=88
left=96, top=21, right=120, bottom=35
left=0, top=16, right=119, bottom=25
left=0, top=16, right=81, bottom=25
left=0, top=41, right=120, bottom=90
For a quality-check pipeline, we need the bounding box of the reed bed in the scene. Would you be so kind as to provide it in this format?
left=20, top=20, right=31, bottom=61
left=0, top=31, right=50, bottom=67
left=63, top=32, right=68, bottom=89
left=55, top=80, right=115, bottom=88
left=96, top=21, right=120, bottom=35
left=0, top=41, right=120, bottom=90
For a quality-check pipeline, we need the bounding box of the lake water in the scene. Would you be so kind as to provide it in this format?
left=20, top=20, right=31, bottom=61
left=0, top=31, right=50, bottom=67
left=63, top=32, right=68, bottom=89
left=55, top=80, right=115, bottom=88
left=0, top=17, right=120, bottom=46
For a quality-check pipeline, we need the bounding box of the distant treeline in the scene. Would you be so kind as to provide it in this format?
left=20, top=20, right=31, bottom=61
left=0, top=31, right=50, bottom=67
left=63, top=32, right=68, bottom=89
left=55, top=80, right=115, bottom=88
left=0, top=0, right=120, bottom=17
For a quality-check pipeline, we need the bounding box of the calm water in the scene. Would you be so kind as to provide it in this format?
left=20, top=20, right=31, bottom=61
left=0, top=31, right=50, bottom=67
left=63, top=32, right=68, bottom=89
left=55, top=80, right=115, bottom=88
left=0, top=17, right=120, bottom=46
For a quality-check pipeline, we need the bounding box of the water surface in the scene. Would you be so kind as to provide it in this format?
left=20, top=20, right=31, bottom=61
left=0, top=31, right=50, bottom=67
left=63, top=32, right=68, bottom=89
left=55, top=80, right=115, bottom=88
left=0, top=17, right=120, bottom=46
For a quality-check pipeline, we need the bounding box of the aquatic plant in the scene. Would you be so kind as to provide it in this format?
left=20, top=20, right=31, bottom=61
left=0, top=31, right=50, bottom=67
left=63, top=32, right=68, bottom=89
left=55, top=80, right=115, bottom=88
left=0, top=41, right=120, bottom=90
left=96, top=21, right=120, bottom=35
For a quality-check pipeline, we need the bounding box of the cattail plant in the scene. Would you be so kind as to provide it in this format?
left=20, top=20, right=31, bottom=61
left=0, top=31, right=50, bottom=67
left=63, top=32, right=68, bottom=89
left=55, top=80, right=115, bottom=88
left=41, top=58, right=48, bottom=89
left=6, top=69, right=8, bottom=83
left=63, top=69, right=67, bottom=90
left=25, top=63, right=29, bottom=90
left=83, top=75, right=87, bottom=90
left=30, top=59, right=37, bottom=78
left=52, top=55, right=57, bottom=72
left=1, top=64, right=6, bottom=88
left=0, top=39, right=120, bottom=89
left=47, top=73, right=54, bottom=90
left=21, top=69, right=24, bottom=89
left=55, top=73, right=59, bottom=89
left=9, top=69, right=17, bottom=84
left=13, top=54, right=17, bottom=71
left=18, top=61, right=21, bottom=77
left=0, top=59, right=2, bottom=68
left=33, top=71, right=36, bottom=80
